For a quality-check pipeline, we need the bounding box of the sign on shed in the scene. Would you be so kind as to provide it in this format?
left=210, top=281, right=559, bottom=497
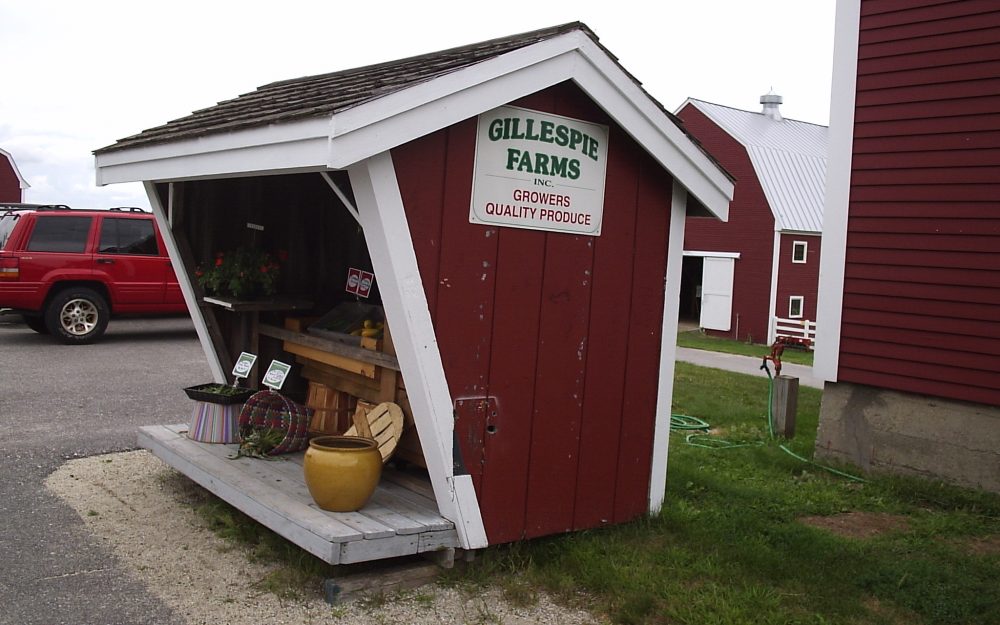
left=470, top=105, right=609, bottom=236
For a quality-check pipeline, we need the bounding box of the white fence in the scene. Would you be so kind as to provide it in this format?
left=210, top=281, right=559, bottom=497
left=774, top=317, right=816, bottom=349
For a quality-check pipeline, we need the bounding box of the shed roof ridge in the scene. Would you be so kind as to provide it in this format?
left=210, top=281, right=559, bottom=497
left=95, top=22, right=599, bottom=154
left=260, top=21, right=594, bottom=90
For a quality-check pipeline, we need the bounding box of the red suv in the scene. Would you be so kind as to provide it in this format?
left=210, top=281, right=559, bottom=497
left=0, top=205, right=187, bottom=343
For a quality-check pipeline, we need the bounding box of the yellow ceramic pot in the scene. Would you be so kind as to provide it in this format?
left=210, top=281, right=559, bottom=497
left=303, top=436, right=382, bottom=512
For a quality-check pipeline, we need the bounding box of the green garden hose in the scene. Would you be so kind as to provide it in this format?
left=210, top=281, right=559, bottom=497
left=671, top=363, right=866, bottom=482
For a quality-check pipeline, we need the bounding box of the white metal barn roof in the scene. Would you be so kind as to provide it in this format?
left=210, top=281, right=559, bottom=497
left=682, top=98, right=827, bottom=233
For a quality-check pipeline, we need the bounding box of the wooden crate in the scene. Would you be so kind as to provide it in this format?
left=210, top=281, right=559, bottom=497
left=305, top=381, right=355, bottom=436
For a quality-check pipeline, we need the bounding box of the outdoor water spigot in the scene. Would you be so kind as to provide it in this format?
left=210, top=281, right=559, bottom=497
left=761, top=342, right=784, bottom=377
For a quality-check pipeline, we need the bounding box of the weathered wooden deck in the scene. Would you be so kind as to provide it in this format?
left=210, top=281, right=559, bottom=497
left=138, top=424, right=458, bottom=565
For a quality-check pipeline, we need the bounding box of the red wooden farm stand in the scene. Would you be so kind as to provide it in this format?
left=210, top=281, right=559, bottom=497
left=95, top=23, right=733, bottom=561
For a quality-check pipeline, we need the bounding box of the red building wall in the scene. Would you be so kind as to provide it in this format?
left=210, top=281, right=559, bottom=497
left=841, top=0, right=1000, bottom=405
left=776, top=234, right=821, bottom=323
left=0, top=154, right=23, bottom=202
left=393, top=81, right=674, bottom=544
left=677, top=103, right=776, bottom=343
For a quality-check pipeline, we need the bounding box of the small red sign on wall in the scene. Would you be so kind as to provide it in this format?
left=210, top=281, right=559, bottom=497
left=345, top=267, right=375, bottom=298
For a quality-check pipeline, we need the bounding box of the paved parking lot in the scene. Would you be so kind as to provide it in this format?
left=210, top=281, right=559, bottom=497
left=0, top=314, right=210, bottom=625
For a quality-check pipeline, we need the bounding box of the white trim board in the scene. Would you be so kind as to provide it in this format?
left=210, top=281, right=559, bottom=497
left=328, top=35, right=734, bottom=220
left=815, top=0, right=861, bottom=382
left=348, top=153, right=488, bottom=550
left=767, top=230, right=781, bottom=345
left=683, top=250, right=740, bottom=259
left=95, top=30, right=733, bottom=221
left=650, top=184, right=687, bottom=512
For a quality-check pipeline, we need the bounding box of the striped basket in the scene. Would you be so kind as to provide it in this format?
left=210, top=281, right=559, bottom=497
left=187, top=401, right=241, bottom=443
left=237, top=390, right=312, bottom=456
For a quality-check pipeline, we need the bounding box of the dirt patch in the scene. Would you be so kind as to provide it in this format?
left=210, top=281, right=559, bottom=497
left=799, top=511, right=909, bottom=539
left=46, top=450, right=604, bottom=625
left=863, top=596, right=921, bottom=625
left=964, top=535, right=1000, bottom=556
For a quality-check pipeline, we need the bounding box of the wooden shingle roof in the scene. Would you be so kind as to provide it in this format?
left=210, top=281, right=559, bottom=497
left=96, top=22, right=604, bottom=154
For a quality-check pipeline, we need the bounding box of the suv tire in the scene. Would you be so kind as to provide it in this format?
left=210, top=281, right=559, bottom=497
left=22, top=314, right=50, bottom=334
left=44, top=287, right=110, bottom=344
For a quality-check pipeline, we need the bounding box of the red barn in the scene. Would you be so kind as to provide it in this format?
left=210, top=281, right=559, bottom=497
left=0, top=148, right=29, bottom=202
left=816, top=0, right=1000, bottom=491
left=676, top=98, right=827, bottom=346
left=94, top=23, right=734, bottom=561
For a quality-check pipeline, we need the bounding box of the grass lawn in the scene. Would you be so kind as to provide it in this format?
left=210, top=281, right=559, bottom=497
left=678, top=329, right=814, bottom=366
left=462, top=363, right=1000, bottom=624
left=191, top=363, right=999, bottom=624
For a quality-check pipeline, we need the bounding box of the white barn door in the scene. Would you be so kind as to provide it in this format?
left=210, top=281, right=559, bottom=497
left=700, top=257, right=734, bottom=331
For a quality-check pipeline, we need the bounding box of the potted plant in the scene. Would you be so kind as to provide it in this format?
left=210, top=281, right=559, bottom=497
left=183, top=383, right=255, bottom=404
left=195, top=246, right=284, bottom=300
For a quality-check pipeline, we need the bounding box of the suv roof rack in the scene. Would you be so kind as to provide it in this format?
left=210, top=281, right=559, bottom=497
left=0, top=204, right=150, bottom=216
left=0, top=203, right=72, bottom=212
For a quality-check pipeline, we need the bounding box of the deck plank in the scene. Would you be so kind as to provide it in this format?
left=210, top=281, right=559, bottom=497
left=139, top=425, right=458, bottom=565
left=205, top=450, right=400, bottom=539
left=138, top=427, right=348, bottom=564
left=368, top=489, right=454, bottom=531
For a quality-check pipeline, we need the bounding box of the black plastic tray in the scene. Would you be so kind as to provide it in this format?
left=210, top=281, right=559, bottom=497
left=183, top=383, right=255, bottom=405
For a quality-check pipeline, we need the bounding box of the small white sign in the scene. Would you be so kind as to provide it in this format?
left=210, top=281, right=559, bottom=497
left=262, top=360, right=292, bottom=391
left=231, top=352, right=257, bottom=381
left=470, top=105, right=609, bottom=236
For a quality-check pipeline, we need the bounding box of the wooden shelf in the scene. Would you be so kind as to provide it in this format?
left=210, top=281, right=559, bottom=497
left=203, top=295, right=313, bottom=313
left=257, top=323, right=401, bottom=372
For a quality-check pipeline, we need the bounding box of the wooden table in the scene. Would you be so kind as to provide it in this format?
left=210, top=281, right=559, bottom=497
left=203, top=295, right=313, bottom=382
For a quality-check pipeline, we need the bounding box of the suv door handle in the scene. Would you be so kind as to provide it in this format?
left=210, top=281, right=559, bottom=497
left=97, top=258, right=116, bottom=264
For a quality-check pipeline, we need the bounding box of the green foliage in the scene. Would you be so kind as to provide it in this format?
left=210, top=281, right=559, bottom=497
left=192, top=497, right=336, bottom=598
left=196, top=384, right=250, bottom=397
left=461, top=363, right=1000, bottom=625
left=179, top=363, right=999, bottom=623
left=233, top=427, right=286, bottom=459
left=196, top=246, right=281, bottom=299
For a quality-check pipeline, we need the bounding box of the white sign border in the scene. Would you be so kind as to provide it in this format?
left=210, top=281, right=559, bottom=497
left=469, top=104, right=610, bottom=237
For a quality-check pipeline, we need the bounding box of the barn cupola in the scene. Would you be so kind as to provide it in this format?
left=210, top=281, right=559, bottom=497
left=760, top=92, right=783, bottom=121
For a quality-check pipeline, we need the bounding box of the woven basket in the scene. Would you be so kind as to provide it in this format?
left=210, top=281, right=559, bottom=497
left=237, top=390, right=312, bottom=456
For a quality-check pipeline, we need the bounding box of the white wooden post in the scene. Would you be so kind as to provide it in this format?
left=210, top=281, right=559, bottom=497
left=346, top=153, right=488, bottom=550
left=649, top=184, right=688, bottom=513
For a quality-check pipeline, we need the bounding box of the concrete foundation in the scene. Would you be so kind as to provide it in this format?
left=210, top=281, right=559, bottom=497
left=816, top=381, right=1000, bottom=493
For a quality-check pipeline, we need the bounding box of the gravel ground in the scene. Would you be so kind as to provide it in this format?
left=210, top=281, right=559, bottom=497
left=45, top=451, right=603, bottom=625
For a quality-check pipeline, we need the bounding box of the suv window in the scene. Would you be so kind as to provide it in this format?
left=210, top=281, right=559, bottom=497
left=99, top=217, right=158, bottom=255
left=0, top=213, right=21, bottom=249
left=26, top=216, right=93, bottom=253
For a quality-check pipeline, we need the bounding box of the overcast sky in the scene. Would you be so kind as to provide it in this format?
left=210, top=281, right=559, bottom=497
left=0, top=0, right=836, bottom=209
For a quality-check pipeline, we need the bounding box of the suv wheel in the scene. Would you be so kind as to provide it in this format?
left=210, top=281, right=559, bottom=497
left=22, top=315, right=50, bottom=334
left=44, top=288, right=110, bottom=344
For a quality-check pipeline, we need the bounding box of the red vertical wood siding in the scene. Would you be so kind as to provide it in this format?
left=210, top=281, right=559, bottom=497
left=0, top=156, right=23, bottom=202
left=840, top=0, right=1000, bottom=405
left=776, top=234, right=821, bottom=322
left=677, top=104, right=776, bottom=343
left=393, top=81, right=673, bottom=543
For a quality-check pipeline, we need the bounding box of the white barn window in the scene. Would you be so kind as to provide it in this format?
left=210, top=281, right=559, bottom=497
left=792, top=240, right=808, bottom=263
left=789, top=296, right=804, bottom=318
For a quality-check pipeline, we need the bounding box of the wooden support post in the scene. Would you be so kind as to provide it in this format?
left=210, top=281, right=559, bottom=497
left=772, top=375, right=798, bottom=439
left=421, top=547, right=456, bottom=569
left=322, top=560, right=442, bottom=604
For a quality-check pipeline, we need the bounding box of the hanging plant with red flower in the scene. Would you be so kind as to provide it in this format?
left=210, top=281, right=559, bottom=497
left=196, top=246, right=282, bottom=299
